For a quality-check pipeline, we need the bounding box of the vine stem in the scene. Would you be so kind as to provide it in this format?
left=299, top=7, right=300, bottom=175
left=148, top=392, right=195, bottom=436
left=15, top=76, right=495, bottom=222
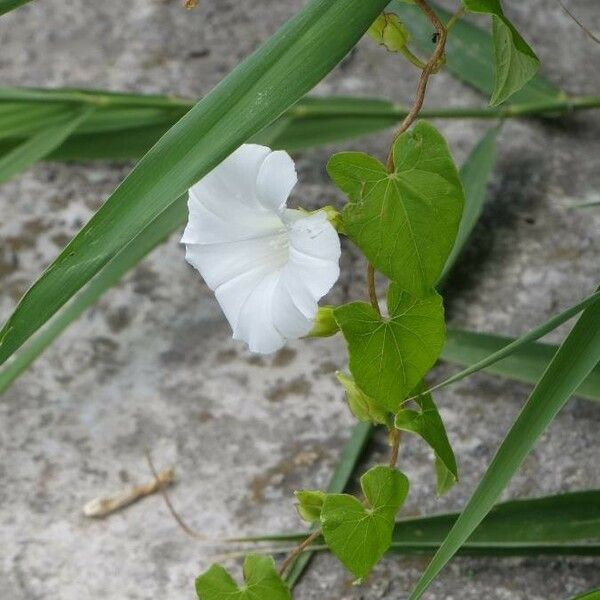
left=388, top=428, right=402, bottom=468
left=278, top=529, right=322, bottom=576
left=385, top=0, right=450, bottom=172
left=367, top=262, right=382, bottom=315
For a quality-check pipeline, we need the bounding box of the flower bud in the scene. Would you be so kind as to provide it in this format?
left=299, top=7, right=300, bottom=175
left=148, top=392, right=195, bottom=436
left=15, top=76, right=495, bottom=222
left=307, top=306, right=339, bottom=338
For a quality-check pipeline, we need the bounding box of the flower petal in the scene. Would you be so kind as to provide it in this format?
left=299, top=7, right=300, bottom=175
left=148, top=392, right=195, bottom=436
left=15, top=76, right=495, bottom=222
left=184, top=233, right=287, bottom=290
left=256, top=150, right=297, bottom=212
left=231, top=271, right=287, bottom=354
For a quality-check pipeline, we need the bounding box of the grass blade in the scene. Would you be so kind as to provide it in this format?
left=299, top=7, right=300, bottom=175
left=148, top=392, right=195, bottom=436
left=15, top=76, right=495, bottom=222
left=0, top=0, right=391, bottom=366
left=430, top=290, right=600, bottom=401
left=571, top=590, right=600, bottom=600
left=390, top=0, right=562, bottom=103
left=0, top=107, right=93, bottom=184
left=239, top=489, right=600, bottom=555
left=409, top=292, right=600, bottom=598
left=0, top=0, right=33, bottom=15
left=440, top=125, right=499, bottom=283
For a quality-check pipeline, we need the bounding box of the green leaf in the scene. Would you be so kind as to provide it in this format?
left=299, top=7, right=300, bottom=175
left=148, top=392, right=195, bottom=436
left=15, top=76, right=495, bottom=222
left=321, top=466, right=409, bottom=579
left=335, top=285, right=445, bottom=412
left=571, top=590, right=600, bottom=600
left=0, top=0, right=33, bottom=15
left=441, top=315, right=600, bottom=403
left=395, top=386, right=458, bottom=495
left=440, top=125, right=500, bottom=283
left=0, top=107, right=93, bottom=185
left=390, top=1, right=559, bottom=104
left=336, top=372, right=390, bottom=425
left=294, top=490, right=326, bottom=523
left=462, top=0, right=539, bottom=105
left=0, top=0, right=391, bottom=366
left=328, top=120, right=464, bottom=296
left=195, top=555, right=290, bottom=600
left=409, top=292, right=600, bottom=598
left=284, top=421, right=373, bottom=587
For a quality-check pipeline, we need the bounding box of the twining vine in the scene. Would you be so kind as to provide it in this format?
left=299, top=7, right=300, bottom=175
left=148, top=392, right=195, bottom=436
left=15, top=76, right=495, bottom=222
left=188, top=0, right=545, bottom=597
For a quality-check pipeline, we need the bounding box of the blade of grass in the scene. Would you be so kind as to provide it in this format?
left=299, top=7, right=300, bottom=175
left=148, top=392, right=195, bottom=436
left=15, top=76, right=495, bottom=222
left=439, top=124, right=500, bottom=283
left=571, top=590, right=600, bottom=600
left=238, top=489, right=600, bottom=554
left=0, top=0, right=34, bottom=15
left=390, top=0, right=562, bottom=103
left=0, top=0, right=391, bottom=366
left=0, top=107, right=93, bottom=184
left=424, top=290, right=600, bottom=401
left=409, top=291, right=600, bottom=598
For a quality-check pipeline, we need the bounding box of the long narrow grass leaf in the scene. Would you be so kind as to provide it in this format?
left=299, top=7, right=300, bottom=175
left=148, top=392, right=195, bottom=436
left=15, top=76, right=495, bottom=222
left=427, top=290, right=600, bottom=400
left=0, top=107, right=93, bottom=184
left=410, top=292, right=600, bottom=598
left=0, top=0, right=33, bottom=15
left=0, top=0, right=391, bottom=366
left=237, top=489, right=600, bottom=554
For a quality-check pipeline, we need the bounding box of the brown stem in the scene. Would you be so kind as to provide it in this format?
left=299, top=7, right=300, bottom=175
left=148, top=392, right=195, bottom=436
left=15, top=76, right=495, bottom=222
left=386, top=0, right=449, bottom=171
left=367, top=263, right=381, bottom=316
left=278, top=529, right=322, bottom=576
left=388, top=428, right=402, bottom=468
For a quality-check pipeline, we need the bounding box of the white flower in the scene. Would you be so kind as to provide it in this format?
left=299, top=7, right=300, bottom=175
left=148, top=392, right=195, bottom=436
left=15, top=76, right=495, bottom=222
left=181, top=144, right=341, bottom=354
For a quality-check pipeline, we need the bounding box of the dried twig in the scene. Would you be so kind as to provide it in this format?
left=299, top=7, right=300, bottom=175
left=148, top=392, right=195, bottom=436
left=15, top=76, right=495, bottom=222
left=83, top=468, right=175, bottom=518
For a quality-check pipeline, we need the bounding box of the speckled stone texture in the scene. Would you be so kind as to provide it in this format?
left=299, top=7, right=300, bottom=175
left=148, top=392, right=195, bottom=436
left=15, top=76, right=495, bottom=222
left=1, top=1, right=599, bottom=598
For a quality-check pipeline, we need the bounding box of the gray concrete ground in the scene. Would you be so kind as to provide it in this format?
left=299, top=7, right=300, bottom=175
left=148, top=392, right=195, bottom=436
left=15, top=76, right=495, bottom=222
left=1, top=0, right=600, bottom=598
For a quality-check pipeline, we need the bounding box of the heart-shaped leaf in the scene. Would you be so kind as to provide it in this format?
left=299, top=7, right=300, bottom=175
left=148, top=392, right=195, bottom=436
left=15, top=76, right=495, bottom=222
left=328, top=120, right=463, bottom=297
left=462, top=0, right=539, bottom=106
left=320, top=465, right=409, bottom=580
left=334, top=284, right=445, bottom=412
left=395, top=384, right=458, bottom=495
left=195, top=555, right=290, bottom=600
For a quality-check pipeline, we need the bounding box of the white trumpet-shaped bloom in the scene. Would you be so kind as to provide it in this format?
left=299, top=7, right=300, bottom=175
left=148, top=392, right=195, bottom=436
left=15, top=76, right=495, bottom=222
left=182, top=144, right=341, bottom=354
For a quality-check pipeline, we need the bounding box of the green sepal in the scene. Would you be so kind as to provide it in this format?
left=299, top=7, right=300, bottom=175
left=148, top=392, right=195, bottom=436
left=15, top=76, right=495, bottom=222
left=336, top=372, right=390, bottom=425
left=307, top=306, right=339, bottom=338
left=368, top=13, right=410, bottom=52
left=294, top=490, right=326, bottom=523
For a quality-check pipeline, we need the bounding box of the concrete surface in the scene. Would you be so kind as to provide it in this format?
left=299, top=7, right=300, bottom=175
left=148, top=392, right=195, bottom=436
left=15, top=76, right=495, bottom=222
left=1, top=0, right=600, bottom=598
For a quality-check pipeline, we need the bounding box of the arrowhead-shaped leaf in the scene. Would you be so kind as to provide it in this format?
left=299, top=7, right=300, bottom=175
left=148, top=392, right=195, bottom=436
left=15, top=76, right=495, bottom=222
left=321, top=466, right=409, bottom=580
left=328, top=121, right=463, bottom=297
left=195, top=555, right=290, bottom=600
left=462, top=0, right=539, bottom=106
left=395, top=385, right=458, bottom=495
left=334, top=285, right=446, bottom=412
